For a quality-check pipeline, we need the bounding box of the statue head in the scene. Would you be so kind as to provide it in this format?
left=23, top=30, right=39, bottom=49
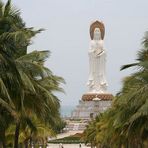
left=93, top=28, right=101, bottom=40
left=90, top=20, right=105, bottom=40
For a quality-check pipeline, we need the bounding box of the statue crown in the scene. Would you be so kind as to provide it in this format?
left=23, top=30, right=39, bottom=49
left=90, top=20, right=105, bottom=40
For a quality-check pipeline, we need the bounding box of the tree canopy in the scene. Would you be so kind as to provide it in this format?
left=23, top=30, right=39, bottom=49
left=0, top=0, right=65, bottom=147
left=83, top=32, right=148, bottom=148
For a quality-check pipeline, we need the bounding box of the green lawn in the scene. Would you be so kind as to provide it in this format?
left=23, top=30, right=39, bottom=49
left=48, top=133, right=84, bottom=144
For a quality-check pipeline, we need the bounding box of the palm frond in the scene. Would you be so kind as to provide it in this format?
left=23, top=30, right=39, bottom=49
left=4, top=0, right=11, bottom=17
left=0, top=78, right=14, bottom=108
left=142, top=31, right=148, bottom=48
left=0, top=0, right=4, bottom=17
left=0, top=97, right=17, bottom=119
left=128, top=99, right=148, bottom=124
left=17, top=50, right=50, bottom=63
left=19, top=71, right=36, bottom=93
left=120, top=63, right=138, bottom=70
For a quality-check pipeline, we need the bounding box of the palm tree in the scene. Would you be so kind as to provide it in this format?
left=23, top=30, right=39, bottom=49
left=14, top=50, right=64, bottom=147
left=107, top=32, right=148, bottom=147
left=83, top=32, right=148, bottom=148
left=115, top=34, right=148, bottom=147
left=0, top=0, right=42, bottom=58
left=0, top=1, right=43, bottom=147
left=83, top=115, right=102, bottom=147
left=0, top=0, right=64, bottom=147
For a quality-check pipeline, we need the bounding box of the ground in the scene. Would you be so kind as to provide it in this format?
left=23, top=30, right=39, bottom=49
left=47, top=143, right=90, bottom=148
left=48, top=131, right=91, bottom=148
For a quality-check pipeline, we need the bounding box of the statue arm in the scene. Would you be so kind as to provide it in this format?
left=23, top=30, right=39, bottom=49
left=89, top=41, right=95, bottom=53
left=96, top=40, right=104, bottom=56
left=96, top=49, right=105, bottom=56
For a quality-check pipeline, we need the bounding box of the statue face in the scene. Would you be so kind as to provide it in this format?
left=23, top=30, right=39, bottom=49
left=93, top=28, right=101, bottom=40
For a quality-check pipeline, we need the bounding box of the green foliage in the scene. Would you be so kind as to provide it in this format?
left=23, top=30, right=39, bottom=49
left=53, top=119, right=67, bottom=134
left=0, top=0, right=65, bottom=147
left=83, top=32, right=148, bottom=148
left=49, top=133, right=84, bottom=144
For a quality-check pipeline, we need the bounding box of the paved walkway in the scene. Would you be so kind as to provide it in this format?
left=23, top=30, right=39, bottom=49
left=48, top=131, right=91, bottom=148
left=47, top=143, right=90, bottom=148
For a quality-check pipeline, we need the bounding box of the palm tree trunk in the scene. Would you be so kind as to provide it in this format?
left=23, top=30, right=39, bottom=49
left=0, top=141, right=6, bottom=148
left=14, top=122, right=20, bottom=148
left=29, top=137, right=33, bottom=148
left=0, top=130, right=6, bottom=148
left=0, top=142, right=2, bottom=148
left=2, top=138, right=6, bottom=148
left=24, top=139, right=29, bottom=148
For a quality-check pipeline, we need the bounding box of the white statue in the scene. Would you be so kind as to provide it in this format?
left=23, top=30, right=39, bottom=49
left=87, top=27, right=107, bottom=93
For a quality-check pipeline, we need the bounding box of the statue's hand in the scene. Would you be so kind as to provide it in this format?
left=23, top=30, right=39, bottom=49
left=89, top=49, right=95, bottom=53
left=95, top=48, right=103, bottom=56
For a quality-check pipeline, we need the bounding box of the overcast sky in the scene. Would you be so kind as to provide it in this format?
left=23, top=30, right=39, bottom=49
left=7, top=0, right=148, bottom=106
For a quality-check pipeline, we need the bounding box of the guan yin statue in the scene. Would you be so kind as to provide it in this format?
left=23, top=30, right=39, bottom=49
left=87, top=22, right=107, bottom=93
left=71, top=20, right=113, bottom=123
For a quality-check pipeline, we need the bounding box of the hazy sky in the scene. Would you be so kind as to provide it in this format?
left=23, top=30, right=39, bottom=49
left=7, top=0, right=148, bottom=106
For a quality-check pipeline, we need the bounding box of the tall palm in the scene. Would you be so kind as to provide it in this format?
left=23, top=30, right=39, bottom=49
left=0, top=1, right=42, bottom=147
left=108, top=33, right=148, bottom=147
left=10, top=51, right=64, bottom=147
left=119, top=32, right=148, bottom=142
left=0, top=1, right=64, bottom=147
left=0, top=0, right=42, bottom=58
left=83, top=32, right=148, bottom=147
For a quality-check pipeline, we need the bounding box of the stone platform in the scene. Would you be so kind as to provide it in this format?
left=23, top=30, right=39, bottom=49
left=71, top=93, right=113, bottom=120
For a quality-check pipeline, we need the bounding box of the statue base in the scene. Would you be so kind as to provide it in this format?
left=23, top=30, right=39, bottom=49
left=82, top=93, right=113, bottom=101
left=71, top=93, right=113, bottom=120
